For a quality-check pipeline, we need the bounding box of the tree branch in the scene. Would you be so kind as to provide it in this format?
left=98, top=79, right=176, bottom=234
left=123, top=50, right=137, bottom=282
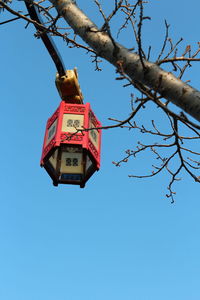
left=49, top=0, right=200, bottom=122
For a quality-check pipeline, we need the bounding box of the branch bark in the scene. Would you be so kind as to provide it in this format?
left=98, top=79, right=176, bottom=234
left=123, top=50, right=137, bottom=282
left=49, top=0, right=200, bottom=122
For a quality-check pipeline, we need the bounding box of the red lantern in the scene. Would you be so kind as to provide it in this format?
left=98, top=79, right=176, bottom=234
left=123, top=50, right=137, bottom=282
left=40, top=101, right=101, bottom=187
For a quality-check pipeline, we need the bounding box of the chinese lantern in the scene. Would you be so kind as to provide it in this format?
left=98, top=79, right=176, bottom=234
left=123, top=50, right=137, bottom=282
left=40, top=101, right=101, bottom=187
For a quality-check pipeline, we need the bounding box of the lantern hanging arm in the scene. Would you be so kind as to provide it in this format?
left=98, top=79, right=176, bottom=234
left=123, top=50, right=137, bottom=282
left=24, top=1, right=84, bottom=104
left=24, top=0, right=66, bottom=77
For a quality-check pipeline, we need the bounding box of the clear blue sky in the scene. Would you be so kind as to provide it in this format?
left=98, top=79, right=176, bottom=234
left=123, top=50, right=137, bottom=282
left=1, top=1, right=200, bottom=300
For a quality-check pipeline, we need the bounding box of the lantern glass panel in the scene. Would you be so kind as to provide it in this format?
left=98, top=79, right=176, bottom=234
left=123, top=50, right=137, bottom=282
left=62, top=114, right=84, bottom=133
left=86, top=155, right=93, bottom=172
left=60, top=147, right=83, bottom=174
left=49, top=148, right=58, bottom=170
left=89, top=120, right=99, bottom=149
left=45, top=119, right=57, bottom=146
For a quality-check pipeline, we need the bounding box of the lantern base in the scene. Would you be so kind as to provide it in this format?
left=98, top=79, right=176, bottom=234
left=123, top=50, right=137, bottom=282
left=53, top=179, right=85, bottom=188
left=41, top=146, right=97, bottom=188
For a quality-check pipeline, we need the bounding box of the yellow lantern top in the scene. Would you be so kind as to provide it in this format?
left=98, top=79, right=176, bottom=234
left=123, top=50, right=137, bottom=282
left=55, top=68, right=84, bottom=104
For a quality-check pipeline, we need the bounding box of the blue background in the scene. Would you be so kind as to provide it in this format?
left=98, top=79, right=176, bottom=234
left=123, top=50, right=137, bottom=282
left=1, top=1, right=200, bottom=299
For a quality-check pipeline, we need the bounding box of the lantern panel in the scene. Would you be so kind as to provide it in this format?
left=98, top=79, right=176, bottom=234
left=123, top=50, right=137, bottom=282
left=49, top=148, right=58, bottom=170
left=45, top=118, right=58, bottom=147
left=62, top=114, right=84, bottom=133
left=60, top=147, right=83, bottom=174
left=85, top=155, right=96, bottom=178
left=89, top=121, right=99, bottom=150
left=86, top=155, right=93, bottom=172
left=59, top=146, right=84, bottom=184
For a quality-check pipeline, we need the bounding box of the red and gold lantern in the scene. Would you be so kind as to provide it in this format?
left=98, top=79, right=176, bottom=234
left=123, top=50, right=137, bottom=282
left=40, top=101, right=101, bottom=187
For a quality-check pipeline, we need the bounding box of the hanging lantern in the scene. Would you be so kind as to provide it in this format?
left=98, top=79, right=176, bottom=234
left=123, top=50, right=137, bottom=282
left=40, top=101, right=101, bottom=187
